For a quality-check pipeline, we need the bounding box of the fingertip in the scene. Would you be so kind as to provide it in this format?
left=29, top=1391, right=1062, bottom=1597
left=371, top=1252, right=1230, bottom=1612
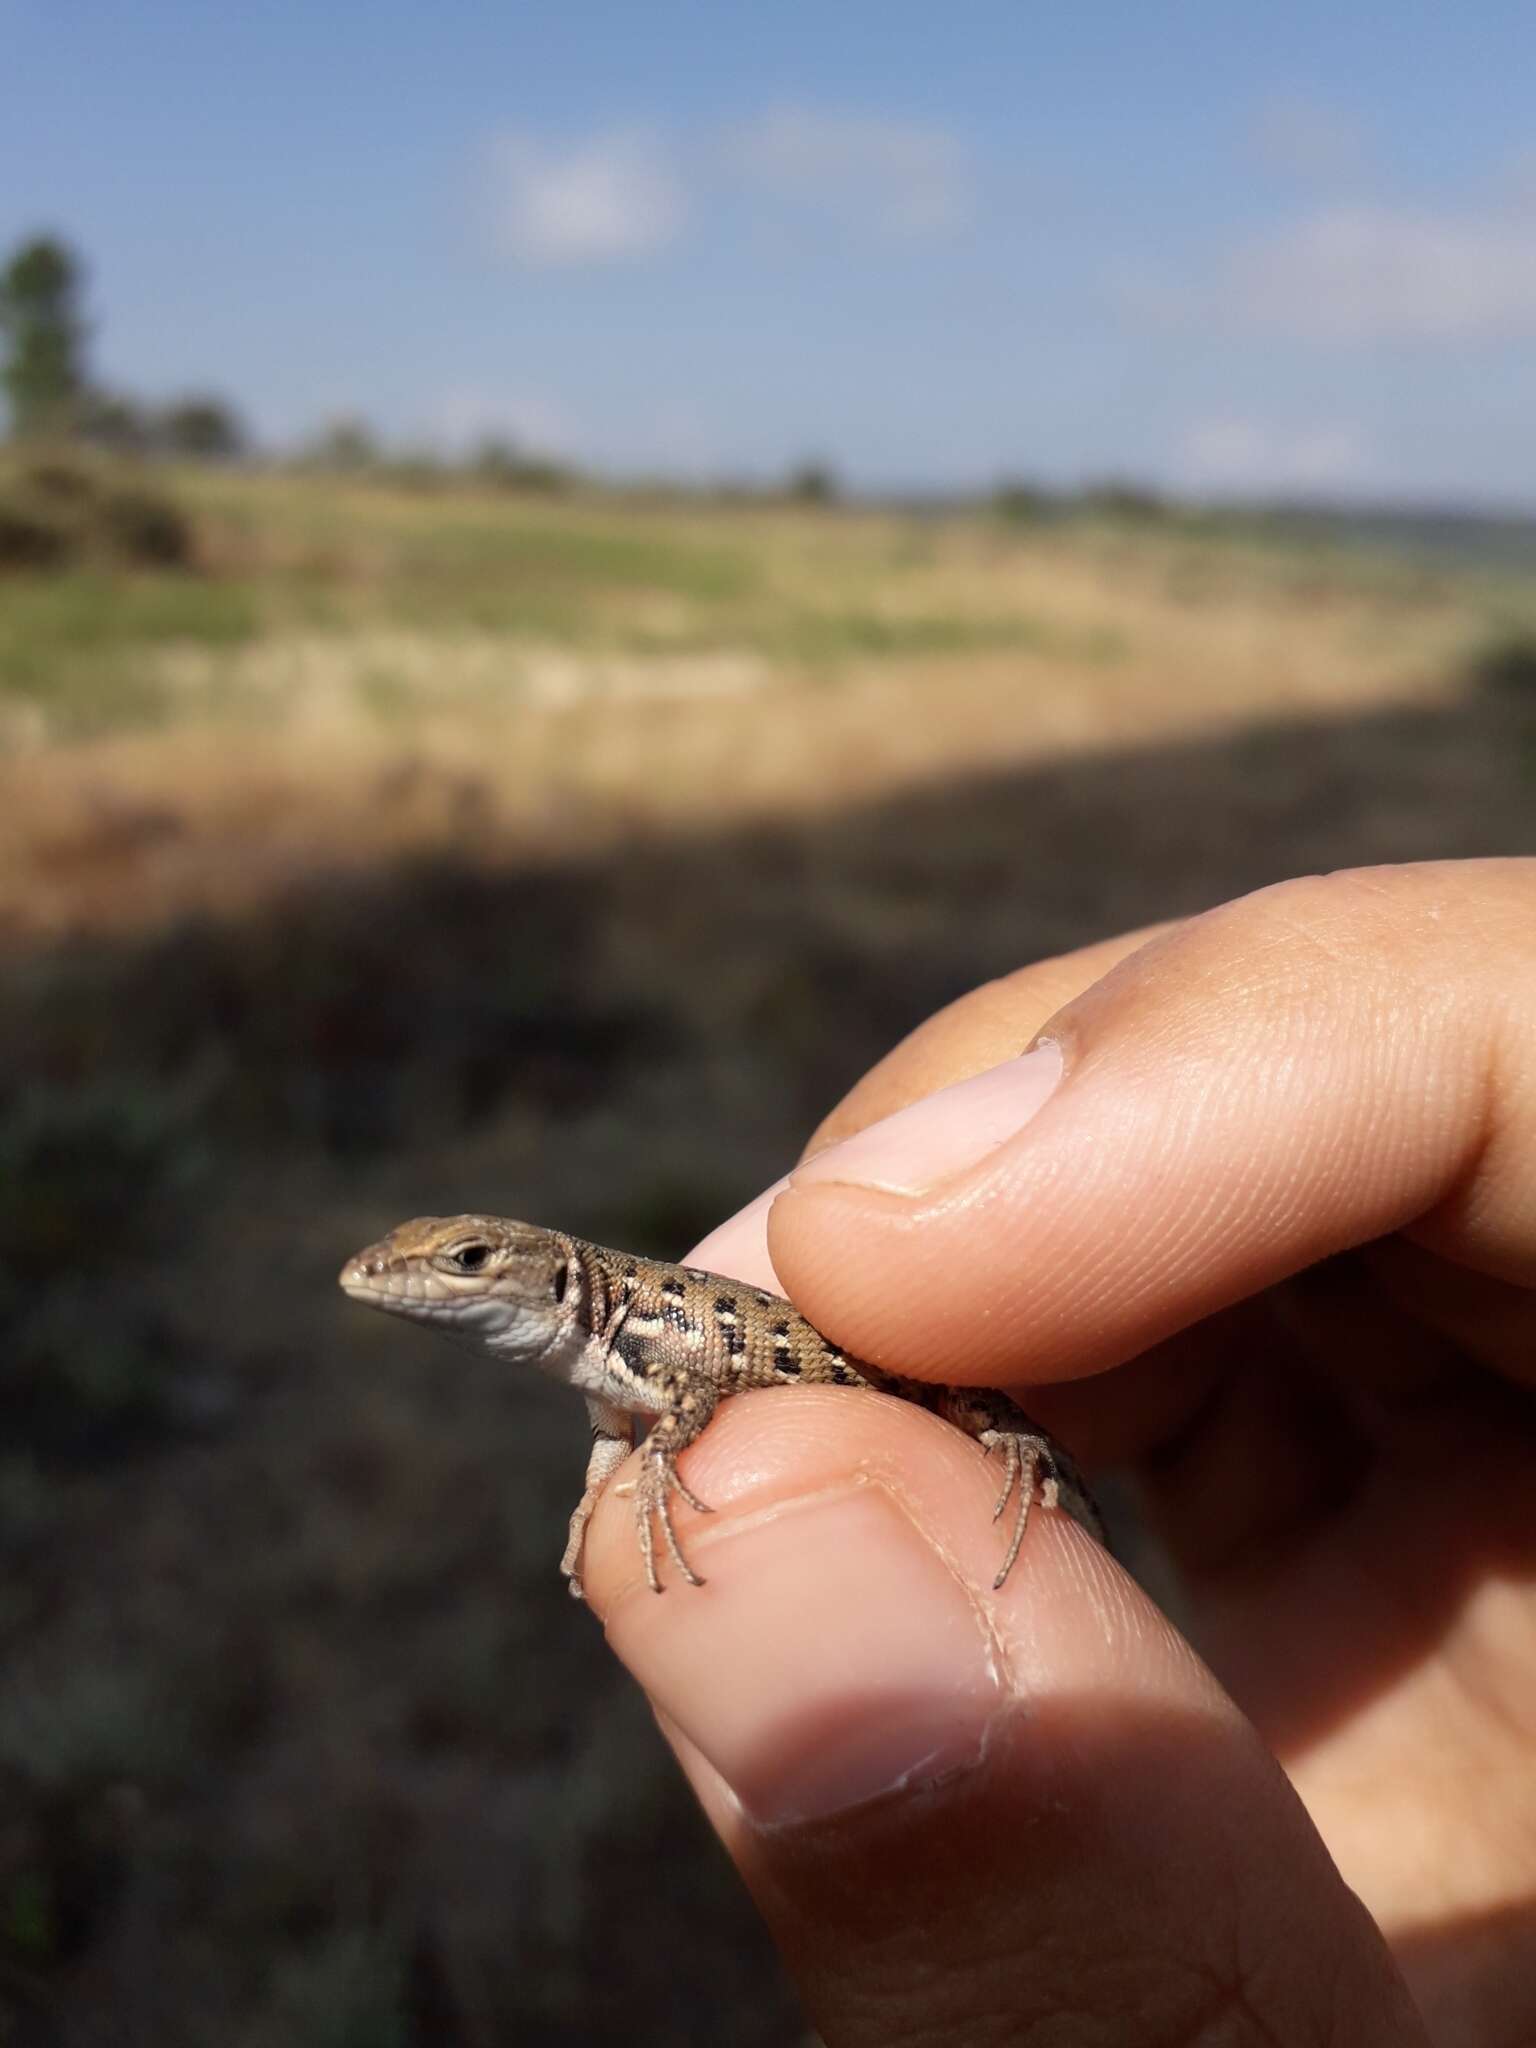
left=587, top=1393, right=1423, bottom=2048
left=685, top=1177, right=788, bottom=1291
left=583, top=1386, right=1197, bottom=1825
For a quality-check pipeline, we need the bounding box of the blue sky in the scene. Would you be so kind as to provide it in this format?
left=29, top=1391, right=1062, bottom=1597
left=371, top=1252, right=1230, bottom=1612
left=6, top=0, right=1536, bottom=501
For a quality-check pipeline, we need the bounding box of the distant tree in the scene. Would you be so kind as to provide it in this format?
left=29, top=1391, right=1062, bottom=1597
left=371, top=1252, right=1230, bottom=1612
left=468, top=433, right=573, bottom=494
left=991, top=477, right=1052, bottom=524
left=1079, top=478, right=1170, bottom=522
left=78, top=389, right=152, bottom=454
left=0, top=235, right=91, bottom=438
left=382, top=446, right=447, bottom=491
left=1468, top=630, right=1536, bottom=702
left=307, top=416, right=379, bottom=471
left=469, top=434, right=524, bottom=484
left=786, top=459, right=839, bottom=505
left=157, top=393, right=247, bottom=462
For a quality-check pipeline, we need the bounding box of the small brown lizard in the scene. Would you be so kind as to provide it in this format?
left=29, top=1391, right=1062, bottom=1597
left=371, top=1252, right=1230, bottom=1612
left=339, top=1215, right=1102, bottom=1597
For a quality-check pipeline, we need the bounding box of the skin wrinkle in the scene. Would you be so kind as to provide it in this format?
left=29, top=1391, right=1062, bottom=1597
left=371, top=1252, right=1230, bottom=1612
left=602, top=1473, right=878, bottom=1603
left=611, top=1455, right=1023, bottom=1713
left=860, top=1466, right=1019, bottom=1698
left=808, top=1885, right=1181, bottom=2048
left=975, top=1102, right=1191, bottom=1354
left=1255, top=884, right=1528, bottom=1254
left=1408, top=991, right=1536, bottom=1285
left=817, top=1855, right=1364, bottom=2048
left=829, top=1954, right=1070, bottom=2048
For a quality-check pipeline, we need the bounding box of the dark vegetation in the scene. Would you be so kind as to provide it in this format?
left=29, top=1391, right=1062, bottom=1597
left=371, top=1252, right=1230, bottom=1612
left=0, top=451, right=191, bottom=575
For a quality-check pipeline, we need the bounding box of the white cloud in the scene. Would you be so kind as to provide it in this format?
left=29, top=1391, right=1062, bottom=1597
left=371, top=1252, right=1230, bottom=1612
left=1231, top=201, right=1536, bottom=340
left=1116, top=183, right=1536, bottom=345
left=486, top=129, right=684, bottom=266
left=1177, top=417, right=1373, bottom=494
left=1251, top=96, right=1368, bottom=184
left=728, top=107, right=972, bottom=237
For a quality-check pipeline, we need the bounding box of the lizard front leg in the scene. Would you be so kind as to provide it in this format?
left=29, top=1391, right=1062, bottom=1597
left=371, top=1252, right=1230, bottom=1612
left=562, top=1397, right=635, bottom=1601
left=624, top=1370, right=718, bottom=1593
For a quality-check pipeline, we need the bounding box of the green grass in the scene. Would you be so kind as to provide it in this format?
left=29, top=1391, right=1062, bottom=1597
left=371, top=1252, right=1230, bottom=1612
left=393, top=511, right=756, bottom=595
left=757, top=607, right=1121, bottom=666
left=7, top=462, right=1536, bottom=753
left=6, top=485, right=1108, bottom=739
left=0, top=572, right=259, bottom=736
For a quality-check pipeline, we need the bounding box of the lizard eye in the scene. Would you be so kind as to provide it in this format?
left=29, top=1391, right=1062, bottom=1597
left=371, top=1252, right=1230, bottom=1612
left=452, top=1242, right=491, bottom=1272
left=551, top=1260, right=569, bottom=1305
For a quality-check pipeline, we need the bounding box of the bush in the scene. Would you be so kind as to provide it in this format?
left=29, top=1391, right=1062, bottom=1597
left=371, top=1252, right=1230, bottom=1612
left=0, top=501, right=67, bottom=569
left=1079, top=479, right=1172, bottom=523
left=1467, top=629, right=1536, bottom=701
left=469, top=436, right=574, bottom=494
left=0, top=1078, right=207, bottom=1462
left=785, top=460, right=839, bottom=505
left=97, top=485, right=191, bottom=566
left=991, top=478, right=1053, bottom=524
left=0, top=449, right=191, bottom=573
left=155, top=394, right=246, bottom=462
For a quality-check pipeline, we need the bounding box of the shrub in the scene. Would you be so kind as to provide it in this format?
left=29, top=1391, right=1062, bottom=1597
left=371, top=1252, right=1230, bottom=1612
left=991, top=479, right=1052, bottom=524
left=0, top=502, right=66, bottom=569
left=785, top=460, right=839, bottom=505
left=0, top=449, right=191, bottom=573
left=0, top=1078, right=207, bottom=1461
left=96, top=485, right=191, bottom=566
left=1467, top=629, right=1536, bottom=700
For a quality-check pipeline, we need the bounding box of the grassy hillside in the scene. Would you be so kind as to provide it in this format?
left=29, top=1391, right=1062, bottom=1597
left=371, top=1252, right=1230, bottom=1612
left=2, top=467, right=1535, bottom=2044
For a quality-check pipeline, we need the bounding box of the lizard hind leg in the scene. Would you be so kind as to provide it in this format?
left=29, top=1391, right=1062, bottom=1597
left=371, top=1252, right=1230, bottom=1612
left=627, top=1372, right=719, bottom=1593
left=938, top=1388, right=1094, bottom=1589
left=980, top=1428, right=1045, bottom=1588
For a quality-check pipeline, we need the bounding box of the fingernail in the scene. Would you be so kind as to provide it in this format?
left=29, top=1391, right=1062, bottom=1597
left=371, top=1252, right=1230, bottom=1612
left=789, top=1043, right=1063, bottom=1199
left=604, top=1486, right=1003, bottom=1826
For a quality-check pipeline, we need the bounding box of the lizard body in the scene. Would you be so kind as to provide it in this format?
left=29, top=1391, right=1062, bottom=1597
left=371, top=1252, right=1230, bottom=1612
left=339, top=1214, right=1101, bottom=1597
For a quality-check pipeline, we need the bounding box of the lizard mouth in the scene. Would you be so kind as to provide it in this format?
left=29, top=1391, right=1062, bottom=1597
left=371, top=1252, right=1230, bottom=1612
left=338, top=1257, right=500, bottom=1320
left=338, top=1253, right=407, bottom=1300
left=339, top=1257, right=438, bottom=1305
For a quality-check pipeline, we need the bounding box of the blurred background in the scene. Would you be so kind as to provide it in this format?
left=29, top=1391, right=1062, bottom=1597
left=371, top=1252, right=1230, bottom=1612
left=3, top=3, right=1536, bottom=2040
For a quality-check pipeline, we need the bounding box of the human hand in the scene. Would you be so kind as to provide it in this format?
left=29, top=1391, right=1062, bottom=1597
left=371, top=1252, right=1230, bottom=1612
left=583, top=859, right=1536, bottom=2047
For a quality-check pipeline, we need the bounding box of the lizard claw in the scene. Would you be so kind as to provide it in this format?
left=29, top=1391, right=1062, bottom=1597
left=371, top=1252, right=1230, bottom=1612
left=979, top=1429, right=1048, bottom=1588
left=634, top=1443, right=711, bottom=1592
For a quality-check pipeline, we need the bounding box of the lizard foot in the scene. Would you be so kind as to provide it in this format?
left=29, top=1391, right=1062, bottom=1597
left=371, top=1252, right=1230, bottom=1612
left=630, top=1440, right=713, bottom=1593
left=979, top=1429, right=1059, bottom=1589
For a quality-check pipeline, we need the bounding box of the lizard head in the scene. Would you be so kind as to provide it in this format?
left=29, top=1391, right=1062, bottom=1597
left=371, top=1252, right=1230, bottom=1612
left=339, top=1214, right=576, bottom=1362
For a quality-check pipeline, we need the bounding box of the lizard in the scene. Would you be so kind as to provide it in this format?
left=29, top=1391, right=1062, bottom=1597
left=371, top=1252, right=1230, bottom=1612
left=339, top=1214, right=1103, bottom=1598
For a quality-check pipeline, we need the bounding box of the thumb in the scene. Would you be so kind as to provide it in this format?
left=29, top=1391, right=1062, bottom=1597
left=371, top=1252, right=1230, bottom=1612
left=764, top=862, right=1536, bottom=1393
left=580, top=1390, right=1425, bottom=2046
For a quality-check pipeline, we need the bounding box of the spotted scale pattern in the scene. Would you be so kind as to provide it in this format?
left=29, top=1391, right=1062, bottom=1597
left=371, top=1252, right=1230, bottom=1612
left=562, top=1231, right=1103, bottom=1591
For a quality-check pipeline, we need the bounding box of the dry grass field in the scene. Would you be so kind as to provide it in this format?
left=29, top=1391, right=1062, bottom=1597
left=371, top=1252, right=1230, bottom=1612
left=3, top=464, right=1535, bottom=2044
